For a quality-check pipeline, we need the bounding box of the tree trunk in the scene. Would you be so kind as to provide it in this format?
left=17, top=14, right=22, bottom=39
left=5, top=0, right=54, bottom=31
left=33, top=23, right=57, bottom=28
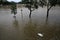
left=29, top=9, right=31, bottom=18
left=29, top=3, right=31, bottom=18
left=47, top=8, right=49, bottom=18
left=47, top=6, right=52, bottom=18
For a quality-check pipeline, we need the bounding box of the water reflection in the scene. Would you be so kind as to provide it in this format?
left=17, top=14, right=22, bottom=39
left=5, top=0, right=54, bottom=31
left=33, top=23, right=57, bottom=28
left=45, top=15, right=49, bottom=24
left=24, top=18, right=43, bottom=40
left=0, top=6, right=60, bottom=40
left=13, top=16, right=19, bottom=28
left=37, top=18, right=60, bottom=40
left=21, top=8, right=24, bottom=22
left=23, top=18, right=38, bottom=40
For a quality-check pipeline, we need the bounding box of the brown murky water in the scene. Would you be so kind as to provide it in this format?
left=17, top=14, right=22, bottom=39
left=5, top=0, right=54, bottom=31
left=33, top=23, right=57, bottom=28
left=0, top=6, right=60, bottom=40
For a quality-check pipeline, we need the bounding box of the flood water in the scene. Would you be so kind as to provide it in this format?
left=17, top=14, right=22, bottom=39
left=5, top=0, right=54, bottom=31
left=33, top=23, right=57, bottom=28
left=0, top=6, right=60, bottom=40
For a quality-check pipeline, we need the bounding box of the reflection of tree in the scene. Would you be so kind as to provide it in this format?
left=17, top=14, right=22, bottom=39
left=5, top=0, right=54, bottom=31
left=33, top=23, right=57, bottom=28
left=45, top=16, right=49, bottom=25
left=23, top=18, right=38, bottom=40
left=13, top=16, right=19, bottom=28
left=37, top=15, right=60, bottom=40
left=12, top=16, right=21, bottom=40
left=21, top=8, right=24, bottom=22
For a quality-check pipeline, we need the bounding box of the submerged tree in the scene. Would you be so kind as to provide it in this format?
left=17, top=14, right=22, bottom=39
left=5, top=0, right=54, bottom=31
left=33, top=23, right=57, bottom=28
left=11, top=2, right=17, bottom=17
left=37, top=0, right=60, bottom=18
left=46, top=0, right=57, bottom=18
left=22, top=0, right=39, bottom=18
left=21, top=0, right=47, bottom=18
left=0, top=0, right=12, bottom=5
left=21, top=0, right=60, bottom=18
left=0, top=0, right=2, bottom=5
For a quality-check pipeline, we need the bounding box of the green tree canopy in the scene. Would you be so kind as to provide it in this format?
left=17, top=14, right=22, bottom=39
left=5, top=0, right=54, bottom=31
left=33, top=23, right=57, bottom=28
left=49, top=0, right=57, bottom=6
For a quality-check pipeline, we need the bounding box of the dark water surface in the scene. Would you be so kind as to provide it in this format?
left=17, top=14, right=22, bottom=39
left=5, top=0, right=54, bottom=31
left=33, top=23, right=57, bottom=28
left=0, top=6, right=60, bottom=40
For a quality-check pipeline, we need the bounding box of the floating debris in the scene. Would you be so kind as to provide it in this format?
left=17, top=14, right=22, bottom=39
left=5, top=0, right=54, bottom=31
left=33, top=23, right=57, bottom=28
left=38, top=33, right=43, bottom=37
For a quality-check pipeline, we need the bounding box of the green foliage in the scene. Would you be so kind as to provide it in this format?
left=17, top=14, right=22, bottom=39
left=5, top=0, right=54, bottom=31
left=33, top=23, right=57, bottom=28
left=49, top=0, right=57, bottom=6
left=10, top=1, right=16, bottom=5
left=0, top=1, right=10, bottom=5
left=57, top=0, right=60, bottom=5
left=22, top=0, right=29, bottom=2
left=34, top=2, right=38, bottom=9
left=22, top=0, right=29, bottom=4
left=0, top=0, right=17, bottom=5
left=39, top=0, right=60, bottom=6
left=22, top=0, right=34, bottom=4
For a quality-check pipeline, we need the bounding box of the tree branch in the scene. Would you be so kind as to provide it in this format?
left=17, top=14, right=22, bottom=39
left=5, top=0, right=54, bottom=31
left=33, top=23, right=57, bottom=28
left=48, top=6, right=53, bottom=11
